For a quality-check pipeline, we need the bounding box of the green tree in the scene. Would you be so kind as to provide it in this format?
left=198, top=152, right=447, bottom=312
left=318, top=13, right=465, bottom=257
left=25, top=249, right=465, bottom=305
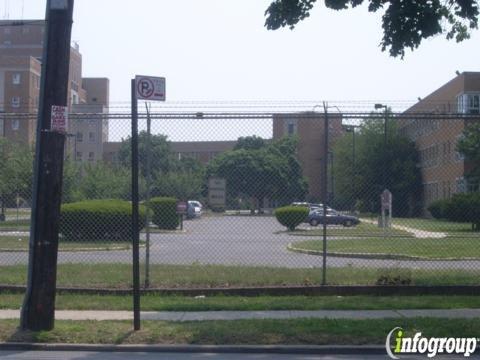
left=457, top=121, right=480, bottom=185
left=333, top=117, right=422, bottom=216
left=152, top=172, right=204, bottom=200
left=234, top=135, right=267, bottom=150
left=207, top=136, right=308, bottom=212
left=0, top=138, right=34, bottom=211
left=118, top=132, right=175, bottom=177
left=264, top=0, right=479, bottom=57
left=75, top=162, right=133, bottom=201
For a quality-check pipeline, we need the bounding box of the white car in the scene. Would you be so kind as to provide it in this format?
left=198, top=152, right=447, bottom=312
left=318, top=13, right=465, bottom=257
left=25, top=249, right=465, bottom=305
left=187, top=200, right=203, bottom=219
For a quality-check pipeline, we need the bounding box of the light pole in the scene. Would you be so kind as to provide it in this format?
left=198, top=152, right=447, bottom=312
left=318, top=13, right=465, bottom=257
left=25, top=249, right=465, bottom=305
left=342, top=124, right=360, bottom=211
left=374, top=104, right=388, bottom=191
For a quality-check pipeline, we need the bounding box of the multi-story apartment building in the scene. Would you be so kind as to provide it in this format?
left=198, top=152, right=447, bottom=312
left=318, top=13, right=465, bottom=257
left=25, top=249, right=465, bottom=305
left=273, top=112, right=343, bottom=200
left=0, top=20, right=109, bottom=162
left=401, top=72, right=480, bottom=211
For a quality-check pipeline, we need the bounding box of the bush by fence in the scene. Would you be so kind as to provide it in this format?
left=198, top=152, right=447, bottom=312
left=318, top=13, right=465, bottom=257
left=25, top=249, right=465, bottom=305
left=60, top=199, right=146, bottom=241
left=428, top=193, right=480, bottom=230
left=149, top=197, right=179, bottom=230
left=274, top=206, right=309, bottom=231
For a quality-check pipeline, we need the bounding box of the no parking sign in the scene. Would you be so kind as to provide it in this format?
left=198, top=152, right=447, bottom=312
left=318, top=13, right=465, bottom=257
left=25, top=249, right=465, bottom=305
left=135, top=75, right=166, bottom=101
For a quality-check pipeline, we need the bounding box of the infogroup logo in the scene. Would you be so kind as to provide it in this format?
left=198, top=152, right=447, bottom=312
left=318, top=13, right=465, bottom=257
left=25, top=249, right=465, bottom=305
left=386, top=327, right=477, bottom=359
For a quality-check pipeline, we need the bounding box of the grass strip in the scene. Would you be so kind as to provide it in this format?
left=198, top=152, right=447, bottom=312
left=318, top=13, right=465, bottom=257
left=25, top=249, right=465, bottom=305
left=2, top=264, right=480, bottom=288
left=0, top=236, right=136, bottom=251
left=1, top=294, right=480, bottom=311
left=290, top=223, right=413, bottom=237
left=291, top=237, right=480, bottom=259
left=1, top=318, right=479, bottom=345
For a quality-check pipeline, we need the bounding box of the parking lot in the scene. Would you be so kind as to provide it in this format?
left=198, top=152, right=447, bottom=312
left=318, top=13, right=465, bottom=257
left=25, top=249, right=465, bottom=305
left=2, top=215, right=480, bottom=270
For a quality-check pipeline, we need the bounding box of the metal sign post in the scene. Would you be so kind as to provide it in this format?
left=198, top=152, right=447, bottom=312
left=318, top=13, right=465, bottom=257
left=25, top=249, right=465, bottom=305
left=131, top=75, right=166, bottom=331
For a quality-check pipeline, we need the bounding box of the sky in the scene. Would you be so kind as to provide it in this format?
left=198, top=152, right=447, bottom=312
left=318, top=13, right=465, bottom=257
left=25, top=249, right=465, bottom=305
left=1, top=0, right=479, bottom=140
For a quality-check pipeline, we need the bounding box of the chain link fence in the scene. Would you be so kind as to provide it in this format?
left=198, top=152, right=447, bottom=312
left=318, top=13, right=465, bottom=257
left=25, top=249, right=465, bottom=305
left=1, top=103, right=480, bottom=289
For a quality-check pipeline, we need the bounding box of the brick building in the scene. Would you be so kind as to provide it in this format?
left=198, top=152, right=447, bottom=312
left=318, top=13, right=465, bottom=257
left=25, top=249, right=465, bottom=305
left=401, top=72, right=480, bottom=211
left=0, top=20, right=109, bottom=162
left=273, top=112, right=343, bottom=200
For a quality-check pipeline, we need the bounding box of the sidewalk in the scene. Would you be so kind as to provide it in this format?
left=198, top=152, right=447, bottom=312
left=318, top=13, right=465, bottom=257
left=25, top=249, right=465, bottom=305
left=2, top=308, right=480, bottom=321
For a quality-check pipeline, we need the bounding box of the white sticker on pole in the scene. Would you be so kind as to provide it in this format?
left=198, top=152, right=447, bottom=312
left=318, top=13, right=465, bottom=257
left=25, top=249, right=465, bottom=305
left=135, top=75, right=166, bottom=101
left=51, top=105, right=68, bottom=133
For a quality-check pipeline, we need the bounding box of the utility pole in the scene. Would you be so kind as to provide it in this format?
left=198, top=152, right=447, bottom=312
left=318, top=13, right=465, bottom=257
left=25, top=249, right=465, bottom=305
left=21, top=0, right=74, bottom=331
left=322, top=102, right=329, bottom=286
left=144, top=102, right=152, bottom=288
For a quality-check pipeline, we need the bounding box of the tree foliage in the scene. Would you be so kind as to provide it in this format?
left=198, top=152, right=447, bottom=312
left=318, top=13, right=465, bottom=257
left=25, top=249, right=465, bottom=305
left=207, top=136, right=308, bottom=210
left=264, top=0, right=479, bottom=57
left=332, top=116, right=422, bottom=216
left=457, top=121, right=480, bottom=182
left=0, top=138, right=34, bottom=207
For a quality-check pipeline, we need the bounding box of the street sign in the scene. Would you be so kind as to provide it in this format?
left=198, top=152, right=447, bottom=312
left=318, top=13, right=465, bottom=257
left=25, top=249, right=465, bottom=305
left=176, top=201, right=188, bottom=215
left=135, top=75, right=166, bottom=101
left=208, top=178, right=226, bottom=207
left=51, top=105, right=68, bottom=133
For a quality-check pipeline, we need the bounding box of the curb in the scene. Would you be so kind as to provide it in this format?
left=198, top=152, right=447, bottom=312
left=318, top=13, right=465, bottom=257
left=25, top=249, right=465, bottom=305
left=287, top=243, right=480, bottom=261
left=0, top=342, right=387, bottom=354
left=2, top=284, right=480, bottom=296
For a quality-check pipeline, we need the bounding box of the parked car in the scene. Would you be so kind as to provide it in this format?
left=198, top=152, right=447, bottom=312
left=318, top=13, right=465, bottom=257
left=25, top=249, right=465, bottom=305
left=291, top=202, right=333, bottom=212
left=187, top=200, right=203, bottom=219
left=305, top=209, right=360, bottom=227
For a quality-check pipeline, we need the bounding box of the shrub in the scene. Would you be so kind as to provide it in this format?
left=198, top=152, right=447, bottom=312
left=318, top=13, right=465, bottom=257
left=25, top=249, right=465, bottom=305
left=149, top=197, right=179, bottom=230
left=275, top=206, right=309, bottom=231
left=427, top=199, right=448, bottom=219
left=444, top=193, right=480, bottom=229
left=60, top=199, right=146, bottom=241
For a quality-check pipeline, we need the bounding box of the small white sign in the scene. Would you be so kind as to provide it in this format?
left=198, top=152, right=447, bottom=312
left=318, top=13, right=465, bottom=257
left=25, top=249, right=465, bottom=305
left=135, top=75, right=166, bottom=101
left=51, top=105, right=68, bottom=133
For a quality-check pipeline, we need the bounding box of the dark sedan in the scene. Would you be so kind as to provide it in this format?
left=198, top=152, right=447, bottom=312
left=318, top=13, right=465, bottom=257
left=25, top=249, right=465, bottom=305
left=305, top=209, right=360, bottom=227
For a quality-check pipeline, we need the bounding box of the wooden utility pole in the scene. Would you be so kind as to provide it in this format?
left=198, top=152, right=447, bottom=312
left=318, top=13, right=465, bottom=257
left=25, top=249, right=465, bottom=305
left=21, top=0, right=74, bottom=331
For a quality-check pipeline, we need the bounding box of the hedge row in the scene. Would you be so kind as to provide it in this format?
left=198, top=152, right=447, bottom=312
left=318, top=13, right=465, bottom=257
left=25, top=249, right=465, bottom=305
left=60, top=199, right=147, bottom=241
left=428, top=192, right=480, bottom=229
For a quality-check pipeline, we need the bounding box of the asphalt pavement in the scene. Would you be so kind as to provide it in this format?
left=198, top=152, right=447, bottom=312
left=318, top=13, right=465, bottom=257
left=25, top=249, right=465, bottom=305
left=1, top=215, right=480, bottom=270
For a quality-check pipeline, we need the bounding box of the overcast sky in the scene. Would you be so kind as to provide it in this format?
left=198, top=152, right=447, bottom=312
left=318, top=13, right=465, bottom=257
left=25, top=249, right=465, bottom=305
left=2, top=0, right=479, bottom=140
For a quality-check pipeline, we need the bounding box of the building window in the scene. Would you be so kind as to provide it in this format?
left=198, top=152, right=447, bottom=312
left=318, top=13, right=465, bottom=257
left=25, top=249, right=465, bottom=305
left=457, top=94, right=480, bottom=114
left=22, top=27, right=30, bottom=34
left=3, top=40, right=11, bottom=46
left=11, top=119, right=20, bottom=131
left=4, top=28, right=10, bottom=34
left=11, top=97, right=20, bottom=108
left=89, top=132, right=95, bottom=143
left=88, top=152, right=95, bottom=162
left=76, top=132, right=83, bottom=142
left=12, top=73, right=21, bottom=85
left=76, top=151, right=82, bottom=161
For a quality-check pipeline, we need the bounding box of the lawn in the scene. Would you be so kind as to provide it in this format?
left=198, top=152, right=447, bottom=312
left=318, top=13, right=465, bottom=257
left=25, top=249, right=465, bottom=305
left=393, top=218, right=474, bottom=234
left=0, top=219, right=30, bottom=231
left=1, top=318, right=479, bottom=345
left=1, top=263, right=480, bottom=288
left=290, top=236, right=480, bottom=259
left=0, top=236, right=135, bottom=251
left=289, top=222, right=413, bottom=238
left=1, top=293, right=480, bottom=311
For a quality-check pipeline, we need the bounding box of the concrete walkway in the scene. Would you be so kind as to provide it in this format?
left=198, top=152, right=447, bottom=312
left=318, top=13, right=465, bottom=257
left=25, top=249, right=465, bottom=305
left=1, top=309, right=480, bottom=321
left=360, top=218, right=447, bottom=238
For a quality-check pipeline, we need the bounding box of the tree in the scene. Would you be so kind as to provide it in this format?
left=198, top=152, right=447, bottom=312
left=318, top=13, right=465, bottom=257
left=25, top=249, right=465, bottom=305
left=264, top=0, right=479, bottom=57
left=457, top=121, right=480, bottom=185
left=0, top=138, right=34, bottom=212
left=234, top=135, right=267, bottom=150
left=333, top=117, right=422, bottom=216
left=118, top=132, right=175, bottom=177
left=207, top=136, right=308, bottom=212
